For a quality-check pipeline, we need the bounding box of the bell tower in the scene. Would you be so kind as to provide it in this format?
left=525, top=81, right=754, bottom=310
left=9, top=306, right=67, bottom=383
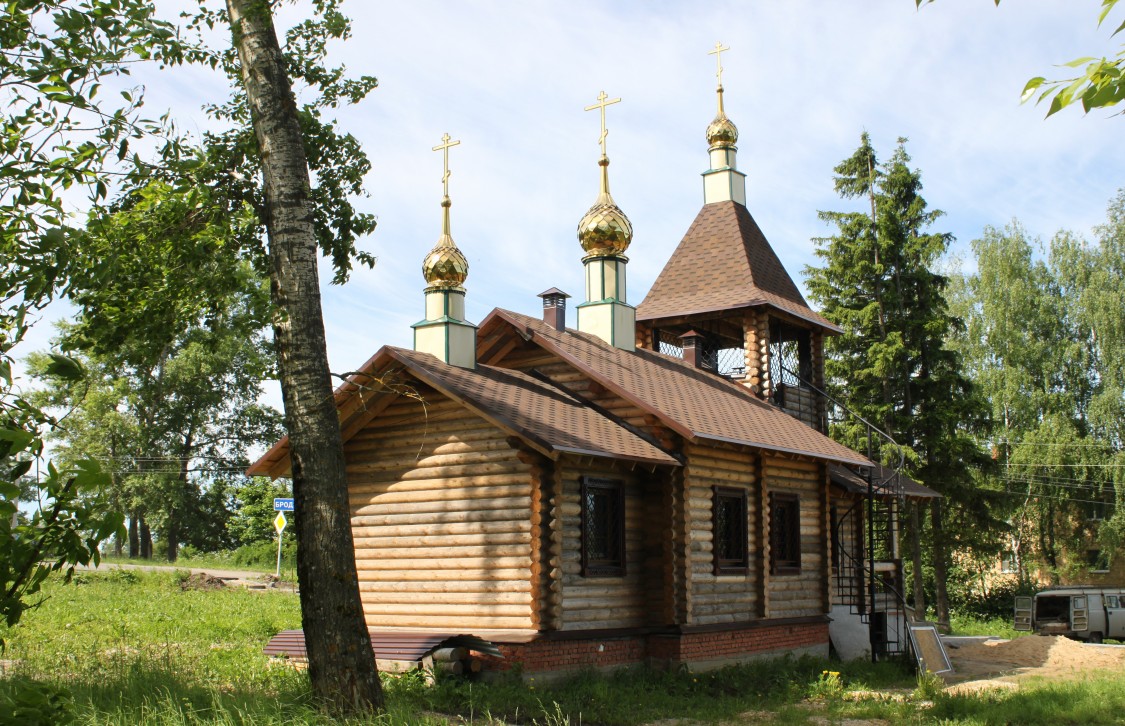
left=635, top=44, right=837, bottom=432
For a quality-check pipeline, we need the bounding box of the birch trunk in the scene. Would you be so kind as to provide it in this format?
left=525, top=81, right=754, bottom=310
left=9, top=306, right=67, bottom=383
left=225, top=0, right=382, bottom=713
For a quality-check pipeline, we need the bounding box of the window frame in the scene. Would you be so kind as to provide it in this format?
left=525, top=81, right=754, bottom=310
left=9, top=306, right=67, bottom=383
left=579, top=476, right=626, bottom=578
left=712, top=486, right=750, bottom=576
left=769, top=492, right=801, bottom=575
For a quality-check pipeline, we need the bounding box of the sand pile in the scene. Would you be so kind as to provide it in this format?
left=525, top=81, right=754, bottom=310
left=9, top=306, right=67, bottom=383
left=955, top=635, right=1124, bottom=670
left=946, top=636, right=1125, bottom=692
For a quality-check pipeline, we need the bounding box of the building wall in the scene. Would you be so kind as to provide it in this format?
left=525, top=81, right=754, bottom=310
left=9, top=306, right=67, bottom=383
left=553, top=457, right=655, bottom=631
left=345, top=391, right=536, bottom=630
left=477, top=620, right=829, bottom=677
left=763, top=455, right=829, bottom=618
left=682, top=442, right=760, bottom=625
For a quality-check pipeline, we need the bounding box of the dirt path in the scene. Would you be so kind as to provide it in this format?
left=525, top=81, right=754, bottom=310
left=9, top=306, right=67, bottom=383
left=943, top=634, right=1125, bottom=693
left=80, top=562, right=296, bottom=591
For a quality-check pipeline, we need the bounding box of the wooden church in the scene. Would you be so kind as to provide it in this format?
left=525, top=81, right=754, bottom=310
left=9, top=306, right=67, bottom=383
left=251, top=48, right=937, bottom=675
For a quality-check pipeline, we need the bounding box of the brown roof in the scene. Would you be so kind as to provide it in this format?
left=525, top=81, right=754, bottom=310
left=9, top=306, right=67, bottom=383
left=247, top=346, right=679, bottom=477
left=636, top=201, right=839, bottom=332
left=485, top=309, right=870, bottom=467
left=828, top=463, right=941, bottom=500
left=387, top=348, right=678, bottom=466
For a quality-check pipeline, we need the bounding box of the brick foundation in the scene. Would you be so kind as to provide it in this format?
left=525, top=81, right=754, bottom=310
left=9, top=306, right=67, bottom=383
left=476, top=619, right=829, bottom=678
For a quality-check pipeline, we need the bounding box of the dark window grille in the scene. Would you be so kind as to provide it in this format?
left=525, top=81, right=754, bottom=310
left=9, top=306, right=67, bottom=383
left=713, top=487, right=749, bottom=575
left=769, top=321, right=812, bottom=388
left=656, top=328, right=744, bottom=377
left=769, top=492, right=801, bottom=575
left=580, top=476, right=625, bottom=577
left=655, top=329, right=684, bottom=359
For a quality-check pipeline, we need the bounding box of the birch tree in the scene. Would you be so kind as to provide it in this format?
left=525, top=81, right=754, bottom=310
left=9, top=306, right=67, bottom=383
left=224, top=0, right=381, bottom=712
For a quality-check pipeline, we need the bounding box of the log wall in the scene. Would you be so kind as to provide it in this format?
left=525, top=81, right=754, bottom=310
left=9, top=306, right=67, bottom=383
left=345, top=390, right=536, bottom=630
left=682, top=442, right=759, bottom=625
left=555, top=457, right=654, bottom=631
left=763, top=455, right=828, bottom=618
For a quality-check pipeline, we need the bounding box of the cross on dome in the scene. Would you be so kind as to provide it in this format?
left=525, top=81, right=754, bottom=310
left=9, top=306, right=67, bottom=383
left=708, top=41, right=730, bottom=89
left=584, top=90, right=621, bottom=158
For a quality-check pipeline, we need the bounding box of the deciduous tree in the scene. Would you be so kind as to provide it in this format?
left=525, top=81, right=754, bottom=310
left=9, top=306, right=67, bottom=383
left=224, top=0, right=382, bottom=713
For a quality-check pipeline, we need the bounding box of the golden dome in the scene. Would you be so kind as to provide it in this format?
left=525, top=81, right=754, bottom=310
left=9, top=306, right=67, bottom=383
left=578, top=157, right=633, bottom=258
left=422, top=197, right=469, bottom=289
left=706, top=87, right=738, bottom=148
left=706, top=114, right=738, bottom=148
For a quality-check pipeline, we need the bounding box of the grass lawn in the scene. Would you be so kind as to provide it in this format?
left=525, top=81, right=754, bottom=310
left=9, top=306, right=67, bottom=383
left=97, top=552, right=295, bottom=579
left=2, top=572, right=1124, bottom=724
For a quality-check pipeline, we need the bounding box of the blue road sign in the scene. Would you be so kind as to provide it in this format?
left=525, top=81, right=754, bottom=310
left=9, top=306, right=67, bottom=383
left=273, top=497, right=294, bottom=511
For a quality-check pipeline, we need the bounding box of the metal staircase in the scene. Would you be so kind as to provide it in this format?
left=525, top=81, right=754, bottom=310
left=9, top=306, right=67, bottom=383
left=831, top=464, right=910, bottom=660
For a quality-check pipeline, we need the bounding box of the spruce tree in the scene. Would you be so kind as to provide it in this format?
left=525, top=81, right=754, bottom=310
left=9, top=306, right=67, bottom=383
left=805, top=134, right=993, bottom=628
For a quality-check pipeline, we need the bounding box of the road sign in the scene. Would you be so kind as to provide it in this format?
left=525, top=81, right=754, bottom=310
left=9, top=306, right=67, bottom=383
left=273, top=511, right=287, bottom=534
left=273, top=498, right=294, bottom=511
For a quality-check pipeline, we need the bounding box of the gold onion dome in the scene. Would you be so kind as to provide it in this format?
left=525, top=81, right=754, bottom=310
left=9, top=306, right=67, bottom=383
left=578, top=156, right=633, bottom=258
left=706, top=87, right=738, bottom=149
left=422, top=196, right=469, bottom=289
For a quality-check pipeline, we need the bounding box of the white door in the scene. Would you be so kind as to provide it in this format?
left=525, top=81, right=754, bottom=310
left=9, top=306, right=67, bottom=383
left=1105, top=594, right=1125, bottom=640
left=1071, top=595, right=1089, bottom=634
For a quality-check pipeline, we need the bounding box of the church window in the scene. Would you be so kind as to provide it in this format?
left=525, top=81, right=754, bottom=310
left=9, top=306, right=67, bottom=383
left=713, top=487, right=749, bottom=575
left=769, top=492, right=801, bottom=575
left=580, top=476, right=625, bottom=577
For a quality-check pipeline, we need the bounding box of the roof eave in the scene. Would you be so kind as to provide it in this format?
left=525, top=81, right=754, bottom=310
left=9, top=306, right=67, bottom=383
left=695, top=432, right=871, bottom=468
left=637, top=300, right=842, bottom=334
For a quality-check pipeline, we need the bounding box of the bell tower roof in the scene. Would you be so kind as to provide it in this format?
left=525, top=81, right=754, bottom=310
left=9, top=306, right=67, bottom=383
left=636, top=201, right=839, bottom=332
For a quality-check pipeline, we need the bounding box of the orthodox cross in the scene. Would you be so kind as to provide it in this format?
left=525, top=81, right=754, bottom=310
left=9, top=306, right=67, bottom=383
left=709, top=41, right=730, bottom=88
left=432, top=132, right=461, bottom=197
left=584, top=90, right=621, bottom=157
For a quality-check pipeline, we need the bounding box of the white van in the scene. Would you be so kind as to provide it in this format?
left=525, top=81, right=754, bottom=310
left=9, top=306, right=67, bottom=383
left=1015, top=587, right=1125, bottom=643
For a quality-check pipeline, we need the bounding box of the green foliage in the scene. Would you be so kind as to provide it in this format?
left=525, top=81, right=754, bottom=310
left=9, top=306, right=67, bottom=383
left=805, top=133, right=996, bottom=517
left=919, top=0, right=1125, bottom=117
left=28, top=315, right=283, bottom=562
left=231, top=539, right=296, bottom=570
left=0, top=0, right=191, bottom=652
left=0, top=454, right=123, bottom=641
left=949, top=612, right=1027, bottom=640
left=950, top=192, right=1125, bottom=583
left=0, top=677, right=73, bottom=726
left=228, top=478, right=293, bottom=547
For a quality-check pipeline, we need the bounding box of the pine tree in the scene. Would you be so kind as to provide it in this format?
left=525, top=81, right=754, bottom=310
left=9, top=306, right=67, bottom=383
left=806, top=134, right=994, bottom=628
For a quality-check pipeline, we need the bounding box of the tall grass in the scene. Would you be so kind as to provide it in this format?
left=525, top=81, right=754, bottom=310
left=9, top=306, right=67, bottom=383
left=3, top=572, right=1124, bottom=724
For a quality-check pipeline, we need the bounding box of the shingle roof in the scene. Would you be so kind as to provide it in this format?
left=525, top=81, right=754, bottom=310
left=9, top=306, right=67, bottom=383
left=636, top=201, right=839, bottom=332
left=247, top=345, right=679, bottom=477
left=828, top=463, right=942, bottom=500
left=486, top=309, right=870, bottom=467
left=387, top=348, right=678, bottom=466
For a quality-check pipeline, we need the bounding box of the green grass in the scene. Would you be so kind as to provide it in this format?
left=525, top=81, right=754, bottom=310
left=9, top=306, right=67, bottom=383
left=97, top=551, right=299, bottom=581
left=949, top=613, right=1027, bottom=640
left=3, top=573, right=1124, bottom=724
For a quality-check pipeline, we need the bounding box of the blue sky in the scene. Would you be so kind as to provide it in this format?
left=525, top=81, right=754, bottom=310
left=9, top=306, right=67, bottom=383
left=13, top=1, right=1125, bottom=409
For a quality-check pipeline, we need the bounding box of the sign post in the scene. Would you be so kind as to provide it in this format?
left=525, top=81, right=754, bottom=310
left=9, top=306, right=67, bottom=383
left=272, top=498, right=293, bottom=578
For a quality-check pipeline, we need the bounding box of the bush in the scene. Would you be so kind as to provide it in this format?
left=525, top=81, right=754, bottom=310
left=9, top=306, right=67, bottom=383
left=0, top=677, right=73, bottom=726
left=950, top=577, right=1035, bottom=620
left=231, top=539, right=296, bottom=569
